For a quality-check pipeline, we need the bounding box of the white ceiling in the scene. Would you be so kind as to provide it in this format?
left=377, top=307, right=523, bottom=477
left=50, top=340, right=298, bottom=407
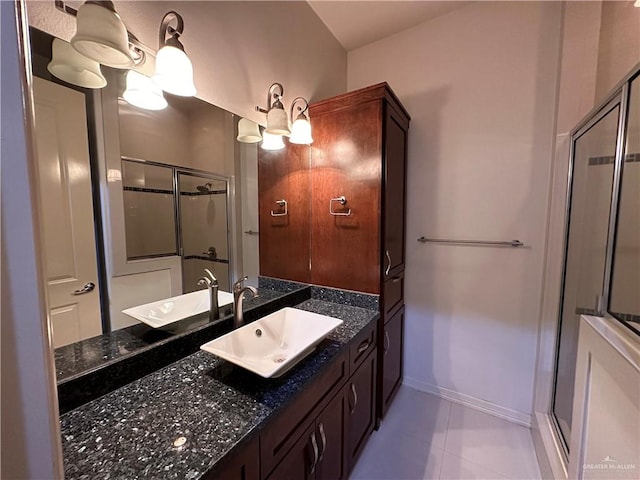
left=307, top=1, right=471, bottom=51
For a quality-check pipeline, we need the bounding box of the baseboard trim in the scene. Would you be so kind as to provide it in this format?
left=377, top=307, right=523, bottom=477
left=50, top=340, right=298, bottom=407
left=403, top=377, right=532, bottom=427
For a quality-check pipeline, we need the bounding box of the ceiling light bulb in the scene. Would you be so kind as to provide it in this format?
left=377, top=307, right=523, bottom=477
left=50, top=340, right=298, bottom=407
left=289, top=117, right=313, bottom=145
left=123, top=70, right=168, bottom=110
left=70, top=1, right=134, bottom=68
left=48, top=38, right=107, bottom=89
left=261, top=132, right=285, bottom=150
left=153, top=45, right=197, bottom=97
left=237, top=118, right=262, bottom=143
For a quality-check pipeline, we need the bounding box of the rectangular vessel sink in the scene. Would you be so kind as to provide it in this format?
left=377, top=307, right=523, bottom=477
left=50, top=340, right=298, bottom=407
left=200, top=307, right=343, bottom=378
left=122, top=289, right=233, bottom=329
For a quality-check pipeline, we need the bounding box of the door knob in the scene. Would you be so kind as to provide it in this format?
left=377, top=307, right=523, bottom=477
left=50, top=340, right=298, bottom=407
left=72, top=282, right=95, bottom=295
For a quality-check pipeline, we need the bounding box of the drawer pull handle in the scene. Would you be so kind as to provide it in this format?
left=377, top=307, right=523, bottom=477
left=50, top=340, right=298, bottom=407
left=350, top=383, right=358, bottom=414
left=384, top=331, right=390, bottom=355
left=318, top=422, right=327, bottom=463
left=309, top=432, right=319, bottom=474
left=385, top=250, right=391, bottom=276
left=357, top=338, right=370, bottom=354
left=392, top=276, right=401, bottom=284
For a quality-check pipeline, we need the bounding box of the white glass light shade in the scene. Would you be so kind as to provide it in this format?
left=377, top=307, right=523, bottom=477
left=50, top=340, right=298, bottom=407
left=47, top=38, right=107, bottom=89
left=123, top=71, right=168, bottom=111
left=152, top=46, right=197, bottom=97
left=237, top=118, right=262, bottom=143
left=70, top=2, right=134, bottom=68
left=265, top=107, right=290, bottom=136
left=261, top=132, right=285, bottom=150
left=289, top=117, right=313, bottom=145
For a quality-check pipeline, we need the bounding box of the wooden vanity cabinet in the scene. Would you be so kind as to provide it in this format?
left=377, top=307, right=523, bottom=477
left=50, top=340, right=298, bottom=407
left=381, top=306, right=405, bottom=416
left=345, top=350, right=377, bottom=473
left=204, top=435, right=260, bottom=480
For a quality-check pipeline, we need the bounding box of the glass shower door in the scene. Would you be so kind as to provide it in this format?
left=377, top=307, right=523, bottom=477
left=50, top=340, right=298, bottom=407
left=552, top=102, right=621, bottom=451
left=177, top=172, right=231, bottom=293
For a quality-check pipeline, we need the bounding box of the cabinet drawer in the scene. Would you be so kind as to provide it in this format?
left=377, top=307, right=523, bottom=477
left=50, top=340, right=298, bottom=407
left=261, top=352, right=348, bottom=477
left=383, top=272, right=404, bottom=318
left=349, top=322, right=377, bottom=376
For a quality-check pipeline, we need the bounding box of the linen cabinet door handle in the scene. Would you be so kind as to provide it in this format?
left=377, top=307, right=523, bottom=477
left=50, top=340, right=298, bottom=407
left=385, top=250, right=391, bottom=276
left=350, top=383, right=358, bottom=414
left=384, top=331, right=390, bottom=355
left=318, top=422, right=327, bottom=463
left=309, top=432, right=319, bottom=475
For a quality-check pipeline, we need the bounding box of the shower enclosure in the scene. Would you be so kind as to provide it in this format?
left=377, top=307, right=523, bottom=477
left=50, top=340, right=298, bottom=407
left=121, top=157, right=232, bottom=294
left=552, top=69, right=639, bottom=455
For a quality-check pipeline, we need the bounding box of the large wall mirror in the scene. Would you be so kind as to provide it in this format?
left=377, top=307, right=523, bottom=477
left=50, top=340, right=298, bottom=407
left=27, top=26, right=291, bottom=379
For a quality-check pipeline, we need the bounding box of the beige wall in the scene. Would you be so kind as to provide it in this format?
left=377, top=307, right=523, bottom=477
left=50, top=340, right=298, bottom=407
left=348, top=1, right=563, bottom=422
left=25, top=1, right=347, bottom=122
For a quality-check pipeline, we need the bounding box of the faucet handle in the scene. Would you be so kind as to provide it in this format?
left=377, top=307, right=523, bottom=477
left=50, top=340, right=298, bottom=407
left=204, top=268, right=218, bottom=285
left=233, top=275, right=249, bottom=292
left=197, top=276, right=212, bottom=288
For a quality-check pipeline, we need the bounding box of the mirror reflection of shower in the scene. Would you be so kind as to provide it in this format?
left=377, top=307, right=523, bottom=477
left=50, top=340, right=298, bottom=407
left=179, top=172, right=230, bottom=293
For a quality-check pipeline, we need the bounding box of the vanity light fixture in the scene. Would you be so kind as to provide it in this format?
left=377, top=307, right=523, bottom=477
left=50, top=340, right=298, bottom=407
left=152, top=11, right=197, bottom=97
left=256, top=83, right=291, bottom=136
left=261, top=132, right=285, bottom=151
left=237, top=118, right=263, bottom=143
left=123, top=70, right=168, bottom=111
left=47, top=38, right=107, bottom=89
left=70, top=1, right=134, bottom=68
left=288, top=97, right=313, bottom=145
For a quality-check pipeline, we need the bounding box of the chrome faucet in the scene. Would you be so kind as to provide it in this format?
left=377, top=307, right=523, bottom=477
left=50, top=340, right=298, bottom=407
left=233, top=276, right=258, bottom=328
left=197, top=268, right=219, bottom=321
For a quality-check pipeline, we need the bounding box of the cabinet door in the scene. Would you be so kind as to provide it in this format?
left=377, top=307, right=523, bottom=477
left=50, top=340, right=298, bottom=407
left=204, top=436, right=259, bottom=480
left=382, top=106, right=408, bottom=279
left=316, top=390, right=347, bottom=480
left=309, top=101, right=383, bottom=294
left=382, top=306, right=404, bottom=416
left=266, top=424, right=316, bottom=480
left=346, top=350, right=377, bottom=472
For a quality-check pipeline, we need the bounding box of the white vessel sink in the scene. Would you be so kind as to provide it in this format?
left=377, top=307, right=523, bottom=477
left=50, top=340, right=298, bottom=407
left=122, top=289, right=233, bottom=329
left=200, top=307, right=343, bottom=378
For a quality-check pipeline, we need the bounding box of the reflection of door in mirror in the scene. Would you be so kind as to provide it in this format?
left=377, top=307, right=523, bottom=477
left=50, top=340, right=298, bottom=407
left=32, top=76, right=103, bottom=347
left=178, top=173, right=231, bottom=292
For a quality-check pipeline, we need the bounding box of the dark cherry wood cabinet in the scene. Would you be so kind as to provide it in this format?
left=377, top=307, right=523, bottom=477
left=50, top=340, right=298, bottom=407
left=309, top=83, right=410, bottom=423
left=382, top=306, right=405, bottom=417
left=204, top=435, right=260, bottom=480
left=258, top=141, right=311, bottom=283
left=346, top=350, right=377, bottom=473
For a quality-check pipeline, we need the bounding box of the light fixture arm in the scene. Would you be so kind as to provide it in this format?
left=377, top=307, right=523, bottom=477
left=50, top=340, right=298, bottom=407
left=159, top=11, right=185, bottom=50
left=256, top=82, right=285, bottom=114
left=290, top=97, right=310, bottom=121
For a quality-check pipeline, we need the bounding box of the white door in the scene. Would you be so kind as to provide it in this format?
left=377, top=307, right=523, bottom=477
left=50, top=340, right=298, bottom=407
left=32, top=76, right=102, bottom=348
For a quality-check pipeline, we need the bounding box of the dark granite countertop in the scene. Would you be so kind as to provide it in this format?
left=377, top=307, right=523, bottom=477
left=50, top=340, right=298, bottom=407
left=60, top=297, right=378, bottom=480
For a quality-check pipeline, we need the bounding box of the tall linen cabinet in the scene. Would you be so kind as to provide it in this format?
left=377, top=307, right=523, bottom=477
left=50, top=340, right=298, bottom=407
left=309, top=83, right=410, bottom=421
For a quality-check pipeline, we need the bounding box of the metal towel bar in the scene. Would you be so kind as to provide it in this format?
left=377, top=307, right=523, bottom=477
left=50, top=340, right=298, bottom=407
left=417, top=237, right=524, bottom=248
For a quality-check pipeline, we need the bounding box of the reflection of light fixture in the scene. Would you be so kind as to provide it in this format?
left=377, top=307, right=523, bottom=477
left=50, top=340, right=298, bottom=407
left=256, top=83, right=291, bottom=136
left=289, top=97, right=313, bottom=145
left=636, top=1, right=640, bottom=7
left=123, top=70, right=168, bottom=110
left=237, top=118, right=262, bottom=143
left=261, top=132, right=285, bottom=150
left=47, top=38, right=107, bottom=88
left=152, top=11, right=197, bottom=97
left=70, top=1, right=134, bottom=68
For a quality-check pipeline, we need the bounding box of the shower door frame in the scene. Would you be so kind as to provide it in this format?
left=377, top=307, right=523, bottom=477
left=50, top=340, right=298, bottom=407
left=550, top=67, right=635, bottom=461
left=175, top=168, right=233, bottom=294
left=120, top=156, right=234, bottom=294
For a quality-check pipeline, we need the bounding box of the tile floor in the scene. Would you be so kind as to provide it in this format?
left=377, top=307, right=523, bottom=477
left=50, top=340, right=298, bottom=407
left=350, top=386, right=542, bottom=480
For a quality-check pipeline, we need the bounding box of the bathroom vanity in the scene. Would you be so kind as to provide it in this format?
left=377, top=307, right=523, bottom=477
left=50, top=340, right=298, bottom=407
left=60, top=285, right=380, bottom=479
